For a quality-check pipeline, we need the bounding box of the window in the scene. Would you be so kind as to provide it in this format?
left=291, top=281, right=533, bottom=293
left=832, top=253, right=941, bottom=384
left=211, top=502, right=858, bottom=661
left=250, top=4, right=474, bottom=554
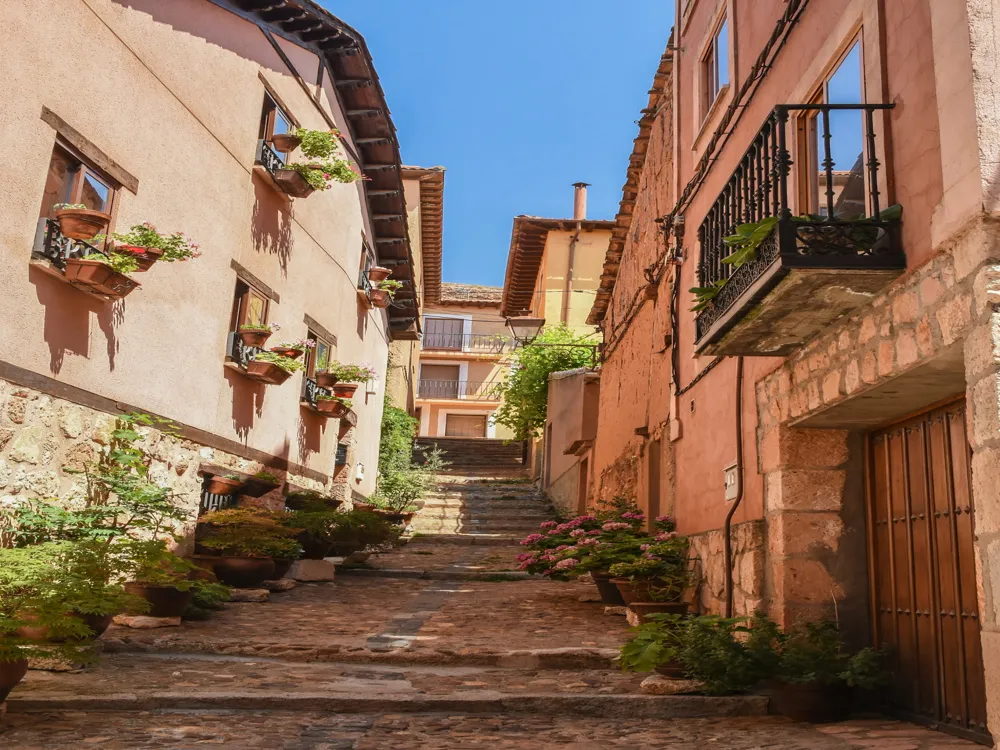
left=39, top=143, right=117, bottom=221
left=259, top=94, right=294, bottom=164
left=424, top=317, right=464, bottom=350
left=358, top=243, right=375, bottom=290
left=306, top=329, right=334, bottom=378
left=703, top=18, right=729, bottom=113
left=798, top=42, right=865, bottom=218
left=230, top=279, right=270, bottom=332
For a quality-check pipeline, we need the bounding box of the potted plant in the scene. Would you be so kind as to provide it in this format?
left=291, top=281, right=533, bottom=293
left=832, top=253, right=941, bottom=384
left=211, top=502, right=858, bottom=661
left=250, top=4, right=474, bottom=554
left=64, top=252, right=141, bottom=299
left=198, top=508, right=302, bottom=585
left=269, top=338, right=315, bottom=360
left=315, top=362, right=377, bottom=395
left=205, top=473, right=243, bottom=495
left=369, top=279, right=402, bottom=309
left=272, top=129, right=363, bottom=197
left=286, top=509, right=340, bottom=560
left=238, top=322, right=279, bottom=348
left=367, top=266, right=392, bottom=283
left=608, top=525, right=692, bottom=616
left=315, top=394, right=351, bottom=418
left=769, top=618, right=888, bottom=723
left=270, top=131, right=302, bottom=153
left=285, top=490, right=343, bottom=512
left=367, top=496, right=419, bottom=526
left=124, top=544, right=200, bottom=618
left=619, top=613, right=691, bottom=677
left=246, top=350, right=304, bottom=385
left=109, top=223, right=201, bottom=271
left=52, top=203, right=111, bottom=240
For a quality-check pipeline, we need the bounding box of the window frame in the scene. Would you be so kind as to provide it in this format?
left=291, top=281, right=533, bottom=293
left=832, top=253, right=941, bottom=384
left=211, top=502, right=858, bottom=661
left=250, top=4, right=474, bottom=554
left=230, top=279, right=270, bottom=332
left=795, top=37, right=866, bottom=217
left=701, top=16, right=730, bottom=117
left=306, top=329, right=335, bottom=379
left=358, top=242, right=376, bottom=290
left=40, top=140, right=120, bottom=222
left=259, top=93, right=295, bottom=164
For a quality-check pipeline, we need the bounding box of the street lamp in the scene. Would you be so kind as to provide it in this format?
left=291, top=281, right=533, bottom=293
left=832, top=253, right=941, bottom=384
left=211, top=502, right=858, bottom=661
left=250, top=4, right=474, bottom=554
left=505, top=316, right=546, bottom=345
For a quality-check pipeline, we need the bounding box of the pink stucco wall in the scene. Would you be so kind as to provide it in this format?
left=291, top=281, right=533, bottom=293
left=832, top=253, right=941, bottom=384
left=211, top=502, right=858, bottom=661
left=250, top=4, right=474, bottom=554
left=0, top=0, right=393, bottom=494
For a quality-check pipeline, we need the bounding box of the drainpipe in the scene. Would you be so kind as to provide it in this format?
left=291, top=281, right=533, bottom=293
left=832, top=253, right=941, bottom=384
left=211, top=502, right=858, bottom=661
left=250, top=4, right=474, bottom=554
left=723, top=356, right=745, bottom=618
left=563, top=183, right=590, bottom=325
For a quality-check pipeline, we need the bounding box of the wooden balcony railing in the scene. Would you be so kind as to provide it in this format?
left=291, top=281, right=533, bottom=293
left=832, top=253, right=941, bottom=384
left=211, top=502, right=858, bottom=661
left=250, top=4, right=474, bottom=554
left=417, top=379, right=500, bottom=400
left=422, top=332, right=511, bottom=354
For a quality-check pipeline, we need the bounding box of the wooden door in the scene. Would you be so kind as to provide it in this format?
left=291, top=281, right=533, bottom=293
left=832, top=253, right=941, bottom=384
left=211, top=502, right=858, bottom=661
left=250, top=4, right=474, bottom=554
left=446, top=414, right=487, bottom=437
left=868, top=400, right=990, bottom=744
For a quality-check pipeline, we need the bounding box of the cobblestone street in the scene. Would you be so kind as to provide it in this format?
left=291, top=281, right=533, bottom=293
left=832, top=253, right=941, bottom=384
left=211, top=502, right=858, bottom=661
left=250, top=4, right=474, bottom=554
left=0, top=473, right=983, bottom=749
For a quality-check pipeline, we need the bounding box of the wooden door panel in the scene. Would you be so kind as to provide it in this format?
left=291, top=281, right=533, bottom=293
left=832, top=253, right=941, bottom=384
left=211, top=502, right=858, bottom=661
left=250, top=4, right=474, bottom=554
left=868, top=401, right=989, bottom=744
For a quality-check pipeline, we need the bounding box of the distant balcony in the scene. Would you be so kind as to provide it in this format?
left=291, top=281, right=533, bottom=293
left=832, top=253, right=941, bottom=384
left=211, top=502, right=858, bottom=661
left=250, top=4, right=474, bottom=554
left=417, top=379, right=500, bottom=401
left=423, top=332, right=511, bottom=355
left=30, top=218, right=139, bottom=301
left=694, top=103, right=904, bottom=357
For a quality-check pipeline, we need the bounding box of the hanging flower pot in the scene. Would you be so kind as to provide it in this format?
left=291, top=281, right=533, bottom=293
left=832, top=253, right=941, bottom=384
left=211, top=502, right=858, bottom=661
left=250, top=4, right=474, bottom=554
left=272, top=168, right=315, bottom=199
left=246, top=359, right=292, bottom=385
left=316, top=398, right=350, bottom=418
left=369, top=289, right=391, bottom=308
left=116, top=244, right=164, bottom=272
left=316, top=371, right=338, bottom=388
left=238, top=327, right=273, bottom=348
left=63, top=258, right=140, bottom=299
left=205, top=475, right=244, bottom=495
left=271, top=133, right=302, bottom=153
left=332, top=382, right=359, bottom=399
left=54, top=207, right=111, bottom=240
left=367, top=266, right=392, bottom=283
left=269, top=346, right=303, bottom=359
left=0, top=659, right=29, bottom=703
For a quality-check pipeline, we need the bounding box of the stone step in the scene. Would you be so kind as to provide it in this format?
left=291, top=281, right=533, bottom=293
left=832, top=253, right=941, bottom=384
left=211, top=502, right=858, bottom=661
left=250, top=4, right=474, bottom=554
left=406, top=534, right=523, bottom=546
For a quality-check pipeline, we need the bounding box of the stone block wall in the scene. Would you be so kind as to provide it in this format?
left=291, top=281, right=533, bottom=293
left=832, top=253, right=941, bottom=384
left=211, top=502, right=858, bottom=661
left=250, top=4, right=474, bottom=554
left=0, top=378, right=330, bottom=547
left=688, top=520, right=765, bottom=617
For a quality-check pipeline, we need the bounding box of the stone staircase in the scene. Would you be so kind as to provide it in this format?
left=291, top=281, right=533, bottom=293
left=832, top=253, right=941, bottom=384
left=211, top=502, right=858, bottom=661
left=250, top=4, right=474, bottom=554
left=408, top=473, right=551, bottom=540
left=415, top=436, right=525, bottom=472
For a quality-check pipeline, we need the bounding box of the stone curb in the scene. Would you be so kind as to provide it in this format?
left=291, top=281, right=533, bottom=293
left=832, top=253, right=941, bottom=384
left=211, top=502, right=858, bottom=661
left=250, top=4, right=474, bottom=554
left=336, top=567, right=534, bottom=582
left=99, top=643, right=620, bottom=670
left=6, top=692, right=769, bottom=718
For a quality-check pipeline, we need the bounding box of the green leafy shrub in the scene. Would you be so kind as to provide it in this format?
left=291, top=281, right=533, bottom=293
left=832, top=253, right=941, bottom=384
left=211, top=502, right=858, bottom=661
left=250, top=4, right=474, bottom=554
left=316, top=362, right=377, bottom=382
left=84, top=252, right=139, bottom=274
left=252, top=350, right=304, bottom=373
left=111, top=222, right=201, bottom=262
left=775, top=618, right=887, bottom=689
left=198, top=508, right=302, bottom=559
left=296, top=128, right=339, bottom=160
left=182, top=580, right=232, bottom=621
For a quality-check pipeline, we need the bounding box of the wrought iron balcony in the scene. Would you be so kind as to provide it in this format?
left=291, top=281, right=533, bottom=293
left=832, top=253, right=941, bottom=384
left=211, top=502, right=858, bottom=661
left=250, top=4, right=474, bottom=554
left=255, top=139, right=312, bottom=198
left=32, top=218, right=102, bottom=270
left=225, top=331, right=260, bottom=371
left=417, top=379, right=500, bottom=401
left=31, top=218, right=139, bottom=300
left=300, top=375, right=333, bottom=414
left=422, top=332, right=511, bottom=354
left=694, top=104, right=904, bottom=356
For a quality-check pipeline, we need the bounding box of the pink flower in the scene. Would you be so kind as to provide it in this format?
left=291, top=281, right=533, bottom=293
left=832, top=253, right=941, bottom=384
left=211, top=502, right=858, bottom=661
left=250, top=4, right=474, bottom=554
left=540, top=521, right=558, bottom=529
left=554, top=558, right=579, bottom=570
left=555, top=545, right=570, bottom=552
left=519, top=561, right=533, bottom=570
left=587, top=530, right=602, bottom=536
left=640, top=544, right=650, bottom=552
left=569, top=529, right=586, bottom=538
left=520, top=534, right=544, bottom=546
left=574, top=515, right=597, bottom=523
left=655, top=532, right=678, bottom=541
left=542, top=569, right=554, bottom=576
left=515, top=553, right=534, bottom=562
left=547, top=530, right=560, bottom=536
left=656, top=515, right=674, bottom=523
left=601, top=522, right=631, bottom=531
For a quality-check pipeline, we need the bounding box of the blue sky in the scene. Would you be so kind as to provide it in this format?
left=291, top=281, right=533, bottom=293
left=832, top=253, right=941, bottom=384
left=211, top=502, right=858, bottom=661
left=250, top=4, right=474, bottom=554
left=325, top=1, right=675, bottom=287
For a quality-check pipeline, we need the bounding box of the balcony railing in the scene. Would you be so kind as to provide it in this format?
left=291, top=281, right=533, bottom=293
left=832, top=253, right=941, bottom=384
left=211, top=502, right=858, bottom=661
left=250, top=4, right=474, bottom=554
left=225, top=331, right=260, bottom=371
left=422, top=332, right=511, bottom=354
left=694, top=103, right=904, bottom=356
left=255, top=139, right=312, bottom=198
left=300, top=375, right=333, bottom=413
left=32, top=218, right=106, bottom=270
left=418, top=379, right=501, bottom=400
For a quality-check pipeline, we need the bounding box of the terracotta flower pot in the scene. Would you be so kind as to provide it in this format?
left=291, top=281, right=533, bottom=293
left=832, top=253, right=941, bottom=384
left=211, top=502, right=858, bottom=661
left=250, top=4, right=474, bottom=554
left=117, top=245, right=163, bottom=272
left=205, top=475, right=243, bottom=495
left=654, top=660, right=687, bottom=679
left=238, top=328, right=272, bottom=347
left=15, top=610, right=114, bottom=642
left=54, top=208, right=111, bottom=239
left=63, top=258, right=139, bottom=299
left=213, top=556, right=275, bottom=588
left=367, top=266, right=392, bottom=283
left=299, top=535, right=333, bottom=560
left=315, top=400, right=349, bottom=418
left=270, top=133, right=302, bottom=153
left=272, top=168, right=315, bottom=199
left=353, top=501, right=375, bottom=513
left=369, top=289, right=391, bottom=308
left=269, top=346, right=303, bottom=359
left=124, top=583, right=193, bottom=618
left=332, top=383, right=359, bottom=399
left=611, top=577, right=685, bottom=606
left=0, top=659, right=29, bottom=703
left=316, top=371, right=338, bottom=388
left=770, top=681, right=854, bottom=723
left=590, top=571, right=626, bottom=606
left=245, top=360, right=292, bottom=385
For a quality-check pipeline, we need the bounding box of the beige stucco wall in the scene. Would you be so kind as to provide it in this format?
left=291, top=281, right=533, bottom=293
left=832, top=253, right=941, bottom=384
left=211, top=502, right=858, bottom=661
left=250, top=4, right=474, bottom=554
left=536, top=229, right=612, bottom=335
left=543, top=369, right=599, bottom=514
left=0, top=0, right=392, bottom=495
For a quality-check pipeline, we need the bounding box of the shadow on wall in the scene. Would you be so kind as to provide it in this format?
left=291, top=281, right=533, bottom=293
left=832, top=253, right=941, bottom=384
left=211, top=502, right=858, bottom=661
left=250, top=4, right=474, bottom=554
left=251, top=176, right=293, bottom=277
left=297, top=410, right=325, bottom=466
left=31, top=267, right=121, bottom=374
left=224, top=367, right=265, bottom=441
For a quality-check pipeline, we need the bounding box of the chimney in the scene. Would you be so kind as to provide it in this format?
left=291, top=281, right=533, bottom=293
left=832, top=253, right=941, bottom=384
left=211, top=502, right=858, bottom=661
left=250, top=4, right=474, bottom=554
left=572, top=182, right=590, bottom=221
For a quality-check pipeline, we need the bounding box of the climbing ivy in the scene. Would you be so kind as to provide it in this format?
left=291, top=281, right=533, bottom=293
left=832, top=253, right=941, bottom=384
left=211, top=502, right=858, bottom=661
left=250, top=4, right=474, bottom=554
left=491, top=325, right=597, bottom=441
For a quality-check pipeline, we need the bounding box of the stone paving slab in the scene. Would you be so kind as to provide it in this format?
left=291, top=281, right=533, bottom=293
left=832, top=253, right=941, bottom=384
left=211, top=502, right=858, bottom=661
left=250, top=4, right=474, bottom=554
left=0, top=711, right=978, bottom=749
